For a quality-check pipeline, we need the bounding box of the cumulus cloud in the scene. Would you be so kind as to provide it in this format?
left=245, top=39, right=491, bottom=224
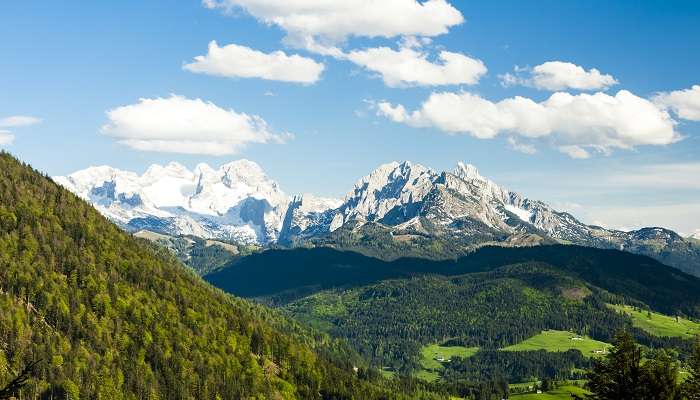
left=0, top=115, right=42, bottom=128
left=184, top=41, right=325, bottom=84
left=0, top=115, right=42, bottom=146
left=653, top=85, right=700, bottom=121
left=101, top=95, right=288, bottom=156
left=344, top=45, right=486, bottom=87
left=500, top=61, right=618, bottom=91
left=202, top=0, right=464, bottom=49
left=376, top=90, right=679, bottom=157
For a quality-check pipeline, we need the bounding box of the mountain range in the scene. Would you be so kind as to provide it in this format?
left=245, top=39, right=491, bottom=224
left=55, top=160, right=700, bottom=276
left=2, top=152, right=443, bottom=399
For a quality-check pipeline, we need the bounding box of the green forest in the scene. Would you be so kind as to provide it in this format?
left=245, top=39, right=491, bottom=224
left=0, top=152, right=444, bottom=399
left=3, top=150, right=700, bottom=399
left=205, top=243, right=700, bottom=397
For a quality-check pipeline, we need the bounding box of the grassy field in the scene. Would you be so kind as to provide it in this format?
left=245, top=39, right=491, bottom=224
left=415, top=344, right=480, bottom=382
left=511, top=385, right=588, bottom=399
left=502, top=330, right=611, bottom=357
left=609, top=304, right=700, bottom=338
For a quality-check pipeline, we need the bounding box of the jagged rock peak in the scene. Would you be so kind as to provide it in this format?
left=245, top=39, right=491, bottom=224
left=454, top=161, right=485, bottom=182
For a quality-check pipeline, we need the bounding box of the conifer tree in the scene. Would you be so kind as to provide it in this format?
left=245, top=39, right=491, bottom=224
left=684, top=338, right=700, bottom=400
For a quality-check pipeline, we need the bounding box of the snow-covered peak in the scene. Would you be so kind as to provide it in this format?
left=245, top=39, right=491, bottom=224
left=143, top=162, right=193, bottom=181
left=194, top=162, right=216, bottom=176
left=293, top=194, right=343, bottom=213
left=690, top=229, right=700, bottom=240
left=54, top=165, right=141, bottom=200
left=350, top=161, right=434, bottom=194
left=454, top=162, right=485, bottom=182
left=450, top=161, right=511, bottom=202
left=338, top=161, right=437, bottom=223
left=220, top=159, right=267, bottom=185
left=54, top=159, right=291, bottom=244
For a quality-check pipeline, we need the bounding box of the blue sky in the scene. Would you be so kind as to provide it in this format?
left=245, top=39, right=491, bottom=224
left=1, top=1, right=699, bottom=234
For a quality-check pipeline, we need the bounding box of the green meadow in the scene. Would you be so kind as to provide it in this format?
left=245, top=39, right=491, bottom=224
left=502, top=330, right=611, bottom=357
left=416, top=344, right=480, bottom=382
left=609, top=304, right=700, bottom=338
left=511, top=385, right=589, bottom=399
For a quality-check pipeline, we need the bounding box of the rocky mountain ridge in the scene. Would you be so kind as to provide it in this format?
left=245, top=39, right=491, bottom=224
left=55, top=159, right=700, bottom=276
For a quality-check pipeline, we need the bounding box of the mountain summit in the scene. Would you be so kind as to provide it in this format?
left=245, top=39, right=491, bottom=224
left=55, top=160, right=700, bottom=276
left=55, top=160, right=296, bottom=243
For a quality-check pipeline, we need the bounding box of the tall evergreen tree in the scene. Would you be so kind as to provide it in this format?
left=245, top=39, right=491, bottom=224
left=684, top=338, right=700, bottom=400
left=640, top=352, right=679, bottom=400
left=585, top=332, right=647, bottom=400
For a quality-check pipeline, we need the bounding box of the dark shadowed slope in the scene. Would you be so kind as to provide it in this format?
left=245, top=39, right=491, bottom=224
left=205, top=245, right=700, bottom=317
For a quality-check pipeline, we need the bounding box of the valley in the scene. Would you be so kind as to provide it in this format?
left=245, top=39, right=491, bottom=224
left=2, top=151, right=700, bottom=399
left=5, top=1, right=700, bottom=398
left=201, top=244, right=700, bottom=392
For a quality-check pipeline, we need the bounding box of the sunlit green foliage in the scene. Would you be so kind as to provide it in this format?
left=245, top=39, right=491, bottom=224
left=0, top=152, right=444, bottom=399
left=609, top=304, right=700, bottom=339
left=502, top=330, right=612, bottom=357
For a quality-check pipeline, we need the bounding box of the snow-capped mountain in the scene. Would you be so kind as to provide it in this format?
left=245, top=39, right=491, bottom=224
left=56, top=159, right=700, bottom=276
left=691, top=229, right=700, bottom=240
left=54, top=160, right=337, bottom=244
left=282, top=160, right=594, bottom=243
left=279, top=161, right=700, bottom=276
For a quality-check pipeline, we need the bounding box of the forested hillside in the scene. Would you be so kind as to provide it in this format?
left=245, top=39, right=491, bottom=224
left=206, top=245, right=700, bottom=317
left=283, top=264, right=694, bottom=374
left=205, top=245, right=700, bottom=385
left=0, top=152, right=443, bottom=399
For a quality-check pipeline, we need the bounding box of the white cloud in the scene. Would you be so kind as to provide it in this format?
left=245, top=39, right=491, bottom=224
left=653, top=85, right=700, bottom=121
left=202, top=0, right=464, bottom=49
left=101, top=95, right=288, bottom=156
left=0, top=115, right=41, bottom=146
left=377, top=90, right=679, bottom=157
left=507, top=137, right=537, bottom=154
left=0, top=115, right=42, bottom=128
left=557, top=145, right=591, bottom=159
left=344, top=45, right=486, bottom=87
left=500, top=61, right=618, bottom=91
left=183, top=41, right=325, bottom=84
left=0, top=130, right=14, bottom=145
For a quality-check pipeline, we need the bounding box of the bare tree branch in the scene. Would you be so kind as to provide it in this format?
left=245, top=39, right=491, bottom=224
left=0, top=360, right=42, bottom=399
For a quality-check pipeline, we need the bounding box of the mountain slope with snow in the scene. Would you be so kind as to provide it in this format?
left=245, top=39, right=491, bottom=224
left=279, top=161, right=700, bottom=276
left=55, top=160, right=338, bottom=244
left=56, top=159, right=700, bottom=276
left=691, top=230, right=700, bottom=240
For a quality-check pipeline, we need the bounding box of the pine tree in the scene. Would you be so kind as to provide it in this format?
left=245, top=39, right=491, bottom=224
left=684, top=337, right=700, bottom=400
left=585, top=331, right=646, bottom=400
left=640, top=351, right=679, bottom=400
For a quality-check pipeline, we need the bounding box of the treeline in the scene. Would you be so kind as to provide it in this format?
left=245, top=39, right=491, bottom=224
left=576, top=333, right=700, bottom=400
left=442, top=349, right=591, bottom=383
left=0, top=152, right=445, bottom=399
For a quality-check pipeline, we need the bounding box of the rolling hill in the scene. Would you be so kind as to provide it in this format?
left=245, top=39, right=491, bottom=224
left=204, top=245, right=700, bottom=383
